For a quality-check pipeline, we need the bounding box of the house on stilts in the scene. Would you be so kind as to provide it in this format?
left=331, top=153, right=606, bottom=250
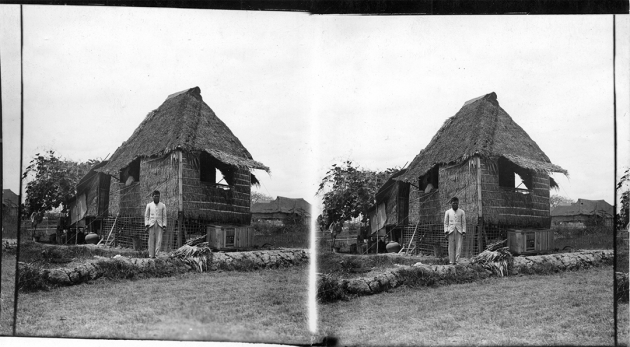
left=390, top=92, right=567, bottom=256
left=66, top=161, right=111, bottom=236
left=94, top=87, right=269, bottom=250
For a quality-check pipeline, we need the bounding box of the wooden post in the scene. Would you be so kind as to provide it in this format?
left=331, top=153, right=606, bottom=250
left=476, top=156, right=484, bottom=253
left=177, top=150, right=184, bottom=247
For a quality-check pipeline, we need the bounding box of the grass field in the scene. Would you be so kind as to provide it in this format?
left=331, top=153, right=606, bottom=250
left=318, top=266, right=623, bottom=346
left=2, top=253, right=310, bottom=344
left=0, top=256, right=16, bottom=335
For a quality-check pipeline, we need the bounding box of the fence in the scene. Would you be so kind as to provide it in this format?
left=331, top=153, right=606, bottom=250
left=100, top=215, right=215, bottom=251
left=317, top=222, right=511, bottom=258
left=397, top=222, right=508, bottom=257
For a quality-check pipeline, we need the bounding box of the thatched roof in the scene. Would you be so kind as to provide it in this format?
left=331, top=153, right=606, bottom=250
left=397, top=92, right=567, bottom=182
left=551, top=199, right=613, bottom=218
left=2, top=189, right=19, bottom=208
left=375, top=169, right=407, bottom=203
left=97, top=87, right=269, bottom=176
left=251, top=196, right=311, bottom=217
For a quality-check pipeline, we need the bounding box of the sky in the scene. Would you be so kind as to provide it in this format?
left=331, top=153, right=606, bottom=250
left=1, top=6, right=629, bottom=215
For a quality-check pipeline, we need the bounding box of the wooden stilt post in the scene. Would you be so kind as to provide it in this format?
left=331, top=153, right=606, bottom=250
left=476, top=156, right=485, bottom=253
left=177, top=150, right=184, bottom=247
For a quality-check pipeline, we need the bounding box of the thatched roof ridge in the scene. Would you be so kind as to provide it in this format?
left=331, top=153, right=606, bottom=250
left=251, top=196, right=311, bottom=216
left=551, top=198, right=613, bottom=217
left=397, top=92, right=567, bottom=182
left=96, top=87, right=269, bottom=176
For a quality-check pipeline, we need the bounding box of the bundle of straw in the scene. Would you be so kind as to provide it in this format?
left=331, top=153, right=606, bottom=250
left=185, top=235, right=207, bottom=247
left=170, top=243, right=212, bottom=272
left=471, top=246, right=513, bottom=277
left=485, top=239, right=507, bottom=252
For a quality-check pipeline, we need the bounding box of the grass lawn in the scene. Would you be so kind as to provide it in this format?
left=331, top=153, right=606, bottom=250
left=318, top=266, right=618, bottom=346
left=620, top=302, right=629, bottom=346
left=11, top=264, right=310, bottom=344
left=1, top=255, right=16, bottom=335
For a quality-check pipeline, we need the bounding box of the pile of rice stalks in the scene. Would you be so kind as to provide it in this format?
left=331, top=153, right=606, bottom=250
left=471, top=239, right=513, bottom=277
left=170, top=242, right=212, bottom=272
left=185, top=235, right=207, bottom=247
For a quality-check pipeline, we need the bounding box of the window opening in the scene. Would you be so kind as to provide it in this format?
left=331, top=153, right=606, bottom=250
left=525, top=232, right=535, bottom=251
left=120, top=158, right=140, bottom=186
left=498, top=157, right=532, bottom=192
left=419, top=165, right=439, bottom=193
left=225, top=228, right=235, bottom=247
left=199, top=152, right=235, bottom=187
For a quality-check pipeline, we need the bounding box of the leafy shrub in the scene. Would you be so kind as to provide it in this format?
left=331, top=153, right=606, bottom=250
left=317, top=274, right=349, bottom=303
left=17, top=263, right=50, bottom=292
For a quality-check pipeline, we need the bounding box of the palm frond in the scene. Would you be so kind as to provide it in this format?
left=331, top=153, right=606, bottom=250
left=471, top=246, right=513, bottom=277
left=170, top=243, right=212, bottom=272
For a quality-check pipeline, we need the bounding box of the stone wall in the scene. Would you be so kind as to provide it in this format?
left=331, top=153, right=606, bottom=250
left=318, top=250, right=613, bottom=302
left=19, top=248, right=308, bottom=290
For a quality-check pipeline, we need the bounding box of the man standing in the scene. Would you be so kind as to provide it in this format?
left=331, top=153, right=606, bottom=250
left=444, top=197, right=466, bottom=265
left=145, top=190, right=167, bottom=258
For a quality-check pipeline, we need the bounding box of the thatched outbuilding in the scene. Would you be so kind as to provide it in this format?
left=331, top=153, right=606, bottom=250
left=367, top=169, right=410, bottom=241
left=395, top=92, right=567, bottom=245
left=551, top=199, right=613, bottom=228
left=251, top=196, right=311, bottom=226
left=67, top=161, right=111, bottom=231
left=95, top=87, right=268, bottom=249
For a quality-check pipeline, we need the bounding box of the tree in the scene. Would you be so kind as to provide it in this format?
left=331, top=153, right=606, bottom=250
left=22, top=150, right=100, bottom=214
left=316, top=161, right=397, bottom=228
left=549, top=194, right=575, bottom=210
left=250, top=191, right=274, bottom=206
left=617, top=168, right=629, bottom=230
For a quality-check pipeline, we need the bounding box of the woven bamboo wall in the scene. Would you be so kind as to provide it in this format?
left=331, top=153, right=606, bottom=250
left=181, top=151, right=251, bottom=225
left=397, top=182, right=410, bottom=225
left=438, top=161, right=480, bottom=224
left=415, top=161, right=479, bottom=224
left=140, top=154, right=179, bottom=220
left=384, top=184, right=398, bottom=225
left=481, top=157, right=550, bottom=228
left=118, top=182, right=143, bottom=217
left=409, top=184, right=421, bottom=224
left=108, top=151, right=252, bottom=226
left=107, top=176, right=120, bottom=216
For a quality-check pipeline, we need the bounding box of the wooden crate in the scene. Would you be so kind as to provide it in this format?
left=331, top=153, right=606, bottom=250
left=206, top=225, right=254, bottom=250
left=507, top=228, right=554, bottom=255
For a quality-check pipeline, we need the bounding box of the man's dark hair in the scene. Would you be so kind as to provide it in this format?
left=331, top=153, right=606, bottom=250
left=451, top=197, right=459, bottom=203
left=152, top=190, right=161, bottom=196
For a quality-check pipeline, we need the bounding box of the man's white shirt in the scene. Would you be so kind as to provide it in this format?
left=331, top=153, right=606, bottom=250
left=444, top=208, right=466, bottom=234
left=145, top=202, right=167, bottom=228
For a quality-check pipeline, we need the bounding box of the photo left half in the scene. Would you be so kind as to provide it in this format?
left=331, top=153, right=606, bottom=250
left=0, top=5, right=317, bottom=344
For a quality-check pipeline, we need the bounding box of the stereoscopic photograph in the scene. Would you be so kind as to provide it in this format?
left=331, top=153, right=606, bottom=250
left=1, top=3, right=628, bottom=347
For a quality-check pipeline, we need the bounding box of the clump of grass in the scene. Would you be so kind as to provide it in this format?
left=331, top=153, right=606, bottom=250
left=317, top=274, right=348, bottom=303
left=18, top=242, right=145, bottom=265
left=616, top=272, right=629, bottom=303
left=397, top=267, right=441, bottom=287
left=95, top=259, right=141, bottom=280
left=215, top=258, right=261, bottom=271
left=17, top=263, right=50, bottom=292
left=318, top=253, right=420, bottom=277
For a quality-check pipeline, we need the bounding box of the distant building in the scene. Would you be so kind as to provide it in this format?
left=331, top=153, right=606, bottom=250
left=551, top=198, right=613, bottom=228
left=2, top=189, right=19, bottom=216
left=251, top=196, right=311, bottom=226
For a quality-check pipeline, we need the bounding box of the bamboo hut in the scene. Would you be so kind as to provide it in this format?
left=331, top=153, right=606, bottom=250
left=67, top=161, right=111, bottom=233
left=367, top=169, right=410, bottom=243
left=95, top=87, right=269, bottom=250
left=251, top=196, right=312, bottom=226
left=395, top=92, right=567, bottom=253
left=551, top=199, right=613, bottom=228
